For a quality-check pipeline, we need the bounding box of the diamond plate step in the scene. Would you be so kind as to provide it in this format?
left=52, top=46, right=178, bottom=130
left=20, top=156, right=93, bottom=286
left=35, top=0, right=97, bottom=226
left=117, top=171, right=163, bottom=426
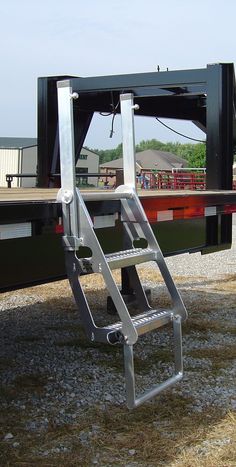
left=105, top=248, right=156, bottom=269
left=106, top=308, right=173, bottom=336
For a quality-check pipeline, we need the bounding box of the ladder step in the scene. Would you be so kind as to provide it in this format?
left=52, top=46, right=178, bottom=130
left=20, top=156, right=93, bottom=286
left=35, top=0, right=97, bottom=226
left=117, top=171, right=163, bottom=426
left=106, top=309, right=173, bottom=336
left=82, top=191, right=133, bottom=202
left=106, top=248, right=156, bottom=269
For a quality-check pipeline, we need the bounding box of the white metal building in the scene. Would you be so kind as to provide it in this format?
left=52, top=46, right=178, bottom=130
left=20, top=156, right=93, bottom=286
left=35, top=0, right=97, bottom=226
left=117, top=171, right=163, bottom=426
left=75, top=147, right=99, bottom=186
left=0, top=137, right=37, bottom=187
left=0, top=138, right=99, bottom=188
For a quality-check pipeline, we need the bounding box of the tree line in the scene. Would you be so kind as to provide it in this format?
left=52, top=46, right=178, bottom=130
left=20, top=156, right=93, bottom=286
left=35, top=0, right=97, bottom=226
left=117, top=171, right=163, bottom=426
left=90, top=139, right=206, bottom=168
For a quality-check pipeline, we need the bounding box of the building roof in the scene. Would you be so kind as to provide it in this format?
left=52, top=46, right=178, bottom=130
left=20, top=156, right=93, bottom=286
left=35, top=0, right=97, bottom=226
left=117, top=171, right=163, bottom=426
left=0, top=137, right=37, bottom=149
left=100, top=149, right=188, bottom=171
left=0, top=140, right=99, bottom=160
left=80, top=147, right=99, bottom=159
left=100, top=158, right=124, bottom=169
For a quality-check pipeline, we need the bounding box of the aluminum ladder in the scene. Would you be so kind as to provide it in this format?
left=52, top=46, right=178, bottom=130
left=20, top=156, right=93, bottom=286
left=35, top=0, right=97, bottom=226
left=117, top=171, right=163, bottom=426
left=57, top=84, right=188, bottom=408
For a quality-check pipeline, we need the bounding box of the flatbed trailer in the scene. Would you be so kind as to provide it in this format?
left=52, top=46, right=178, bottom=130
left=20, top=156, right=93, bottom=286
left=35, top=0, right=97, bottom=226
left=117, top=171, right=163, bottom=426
left=1, top=63, right=236, bottom=407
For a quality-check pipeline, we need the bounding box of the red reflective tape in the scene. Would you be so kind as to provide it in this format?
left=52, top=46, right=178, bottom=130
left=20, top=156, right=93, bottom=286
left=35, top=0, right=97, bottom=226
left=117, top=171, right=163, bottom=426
left=145, top=209, right=158, bottom=223
left=173, top=206, right=205, bottom=220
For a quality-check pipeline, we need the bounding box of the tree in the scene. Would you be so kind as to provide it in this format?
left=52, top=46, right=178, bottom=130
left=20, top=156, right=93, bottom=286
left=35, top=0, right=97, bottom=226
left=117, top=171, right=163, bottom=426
left=136, top=139, right=165, bottom=152
left=89, top=140, right=206, bottom=168
left=91, top=143, right=123, bottom=164
left=187, top=143, right=206, bottom=168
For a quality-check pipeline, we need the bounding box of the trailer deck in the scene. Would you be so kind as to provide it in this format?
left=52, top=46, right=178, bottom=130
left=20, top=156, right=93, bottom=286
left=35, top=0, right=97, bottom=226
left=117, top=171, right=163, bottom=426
left=1, top=187, right=236, bottom=228
left=1, top=187, right=236, bottom=202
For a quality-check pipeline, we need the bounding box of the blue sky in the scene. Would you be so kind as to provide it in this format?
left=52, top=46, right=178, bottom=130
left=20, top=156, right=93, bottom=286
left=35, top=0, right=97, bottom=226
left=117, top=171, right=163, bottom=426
left=1, top=0, right=236, bottom=149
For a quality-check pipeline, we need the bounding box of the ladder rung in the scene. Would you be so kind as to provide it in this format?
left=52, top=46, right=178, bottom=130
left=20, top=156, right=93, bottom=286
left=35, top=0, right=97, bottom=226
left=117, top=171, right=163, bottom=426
left=82, top=191, right=133, bottom=202
left=106, top=248, right=156, bottom=269
left=106, top=309, right=173, bottom=336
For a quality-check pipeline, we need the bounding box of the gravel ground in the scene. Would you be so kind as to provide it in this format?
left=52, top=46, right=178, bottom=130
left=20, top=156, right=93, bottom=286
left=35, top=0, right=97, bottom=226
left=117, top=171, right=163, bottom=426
left=0, top=216, right=235, bottom=462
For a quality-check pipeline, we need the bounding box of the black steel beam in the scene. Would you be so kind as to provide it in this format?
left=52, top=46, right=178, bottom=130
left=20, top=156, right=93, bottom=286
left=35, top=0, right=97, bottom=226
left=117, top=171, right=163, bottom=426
left=0, top=201, right=59, bottom=224
left=65, top=68, right=207, bottom=93
left=75, top=94, right=205, bottom=121
left=73, top=110, right=94, bottom=165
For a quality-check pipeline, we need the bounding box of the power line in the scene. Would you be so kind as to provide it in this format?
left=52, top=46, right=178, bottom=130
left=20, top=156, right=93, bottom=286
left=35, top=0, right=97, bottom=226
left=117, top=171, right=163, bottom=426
left=155, top=117, right=206, bottom=143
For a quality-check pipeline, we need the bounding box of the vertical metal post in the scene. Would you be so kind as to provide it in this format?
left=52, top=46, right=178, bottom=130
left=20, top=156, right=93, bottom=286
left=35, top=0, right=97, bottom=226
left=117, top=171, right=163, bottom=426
left=57, top=81, right=79, bottom=241
left=120, top=93, right=137, bottom=189
left=206, top=64, right=234, bottom=247
left=124, top=344, right=136, bottom=409
left=206, top=63, right=234, bottom=190
left=173, top=316, right=183, bottom=376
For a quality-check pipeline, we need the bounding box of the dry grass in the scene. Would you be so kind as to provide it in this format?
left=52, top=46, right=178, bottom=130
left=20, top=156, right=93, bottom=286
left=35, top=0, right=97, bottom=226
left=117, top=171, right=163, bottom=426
left=187, top=344, right=236, bottom=375
left=169, top=412, right=236, bottom=467
left=0, top=399, right=235, bottom=466
left=182, top=317, right=236, bottom=339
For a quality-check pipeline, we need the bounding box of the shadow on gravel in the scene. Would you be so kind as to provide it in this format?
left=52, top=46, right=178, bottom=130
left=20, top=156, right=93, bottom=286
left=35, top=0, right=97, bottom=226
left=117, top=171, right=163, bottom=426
left=0, top=284, right=235, bottom=466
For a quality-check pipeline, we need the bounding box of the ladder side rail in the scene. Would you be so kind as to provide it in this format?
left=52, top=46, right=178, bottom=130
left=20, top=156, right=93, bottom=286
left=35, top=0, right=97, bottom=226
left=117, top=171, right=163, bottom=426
left=57, top=82, right=79, bottom=246
left=88, top=87, right=185, bottom=321
left=117, top=186, right=187, bottom=320
left=121, top=216, right=147, bottom=243
left=65, top=251, right=105, bottom=340
left=76, top=188, right=138, bottom=345
left=120, top=93, right=137, bottom=189
left=119, top=203, right=157, bottom=312
left=133, top=195, right=186, bottom=318
left=120, top=223, right=152, bottom=312
left=124, top=315, right=183, bottom=409
left=66, top=252, right=122, bottom=344
left=118, top=219, right=153, bottom=313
